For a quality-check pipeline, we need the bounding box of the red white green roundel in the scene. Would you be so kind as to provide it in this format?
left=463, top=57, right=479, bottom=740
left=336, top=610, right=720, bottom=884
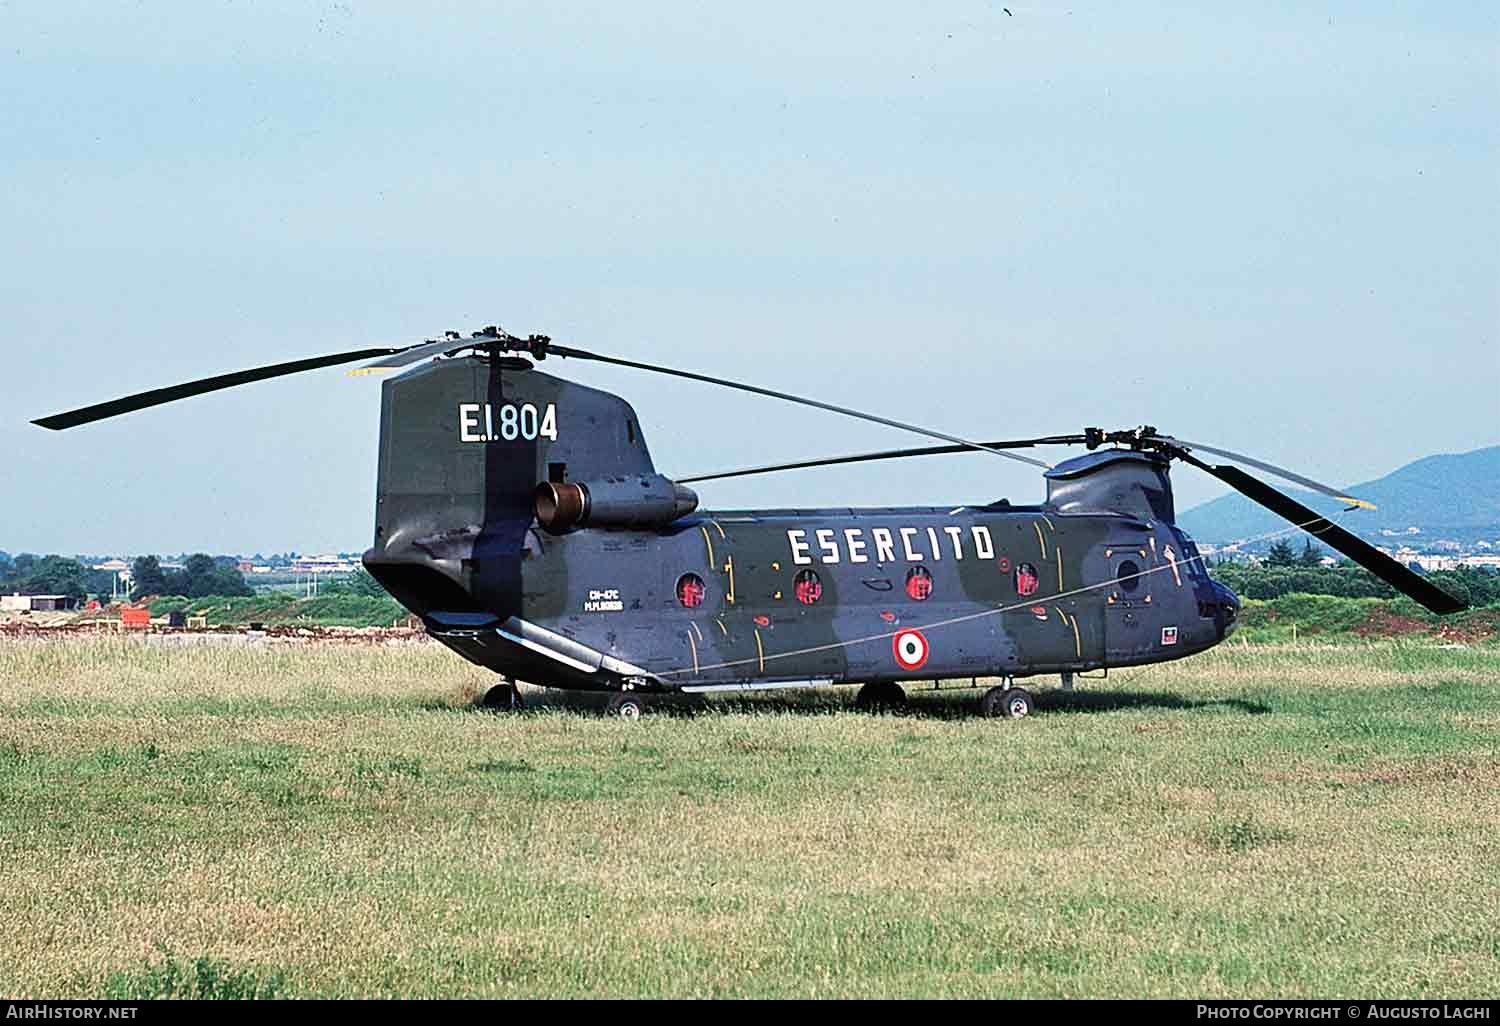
left=892, top=629, right=929, bottom=671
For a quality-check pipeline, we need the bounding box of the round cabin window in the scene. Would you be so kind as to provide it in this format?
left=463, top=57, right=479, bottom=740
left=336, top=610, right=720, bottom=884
left=676, top=572, right=706, bottom=608
left=1015, top=562, right=1039, bottom=597
left=794, top=569, right=823, bottom=606
left=905, top=566, right=933, bottom=601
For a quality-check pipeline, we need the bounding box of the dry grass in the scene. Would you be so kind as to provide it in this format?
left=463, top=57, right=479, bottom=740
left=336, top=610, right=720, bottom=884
left=0, top=636, right=1496, bottom=998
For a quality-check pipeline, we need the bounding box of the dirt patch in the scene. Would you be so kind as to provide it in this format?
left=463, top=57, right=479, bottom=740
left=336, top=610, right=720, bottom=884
left=1437, top=609, right=1500, bottom=644
left=1351, top=609, right=1434, bottom=640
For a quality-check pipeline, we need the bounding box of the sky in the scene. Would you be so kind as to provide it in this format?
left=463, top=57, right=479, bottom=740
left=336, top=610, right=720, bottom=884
left=2, top=2, right=1495, bottom=557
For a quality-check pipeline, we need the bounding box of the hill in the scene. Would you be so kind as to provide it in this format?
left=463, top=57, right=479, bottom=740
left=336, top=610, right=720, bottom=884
left=1177, top=444, right=1500, bottom=548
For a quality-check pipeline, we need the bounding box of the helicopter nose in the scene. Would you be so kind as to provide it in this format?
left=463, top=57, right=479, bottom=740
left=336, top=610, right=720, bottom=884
left=1215, top=583, right=1240, bottom=638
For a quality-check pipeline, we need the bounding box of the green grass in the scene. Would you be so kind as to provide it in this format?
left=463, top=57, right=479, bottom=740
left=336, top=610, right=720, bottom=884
left=0, top=637, right=1496, bottom=998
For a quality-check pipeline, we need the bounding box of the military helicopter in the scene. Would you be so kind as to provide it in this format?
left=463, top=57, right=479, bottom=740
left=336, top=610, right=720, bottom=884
left=34, top=328, right=1464, bottom=719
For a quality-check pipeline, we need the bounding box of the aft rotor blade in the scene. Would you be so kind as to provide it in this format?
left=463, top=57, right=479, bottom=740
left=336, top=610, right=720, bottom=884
left=358, top=335, right=481, bottom=371
left=1163, top=436, right=1376, bottom=510
left=681, top=435, right=1086, bottom=484
left=550, top=344, right=1050, bottom=469
left=1182, top=456, right=1464, bottom=614
left=33, top=346, right=415, bottom=430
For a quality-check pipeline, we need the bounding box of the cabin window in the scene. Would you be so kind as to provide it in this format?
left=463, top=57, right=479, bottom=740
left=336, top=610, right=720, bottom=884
left=676, top=572, right=706, bottom=608
left=1117, top=560, right=1142, bottom=593
left=905, top=566, right=933, bottom=601
left=1015, top=562, right=1039, bottom=597
left=794, top=569, right=823, bottom=606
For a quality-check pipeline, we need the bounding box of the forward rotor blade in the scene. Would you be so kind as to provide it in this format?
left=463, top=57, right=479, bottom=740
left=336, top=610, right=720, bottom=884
left=681, top=435, right=1085, bottom=484
left=1162, top=436, right=1376, bottom=510
left=1183, top=457, right=1464, bottom=614
left=32, top=347, right=410, bottom=430
left=550, top=344, right=1050, bottom=469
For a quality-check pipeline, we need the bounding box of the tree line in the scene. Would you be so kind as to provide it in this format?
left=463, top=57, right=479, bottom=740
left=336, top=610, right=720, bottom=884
left=129, top=555, right=253, bottom=601
left=1210, top=542, right=1500, bottom=607
left=0, top=552, right=119, bottom=602
left=0, top=551, right=253, bottom=603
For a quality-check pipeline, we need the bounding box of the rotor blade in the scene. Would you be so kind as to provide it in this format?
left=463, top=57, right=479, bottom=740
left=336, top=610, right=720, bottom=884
left=681, top=435, right=1086, bottom=484
left=32, top=347, right=410, bottom=430
left=1162, top=436, right=1376, bottom=510
left=550, top=344, right=1050, bottom=469
left=1184, top=458, right=1464, bottom=614
left=358, top=335, right=480, bottom=370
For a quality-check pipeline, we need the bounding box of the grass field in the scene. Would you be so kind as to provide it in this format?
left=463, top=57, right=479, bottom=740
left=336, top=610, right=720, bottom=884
left=0, top=637, right=1496, bottom=998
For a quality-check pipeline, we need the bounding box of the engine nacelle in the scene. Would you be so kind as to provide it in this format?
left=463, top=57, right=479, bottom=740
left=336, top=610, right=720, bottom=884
left=534, top=473, right=699, bottom=532
left=1044, top=449, right=1175, bottom=522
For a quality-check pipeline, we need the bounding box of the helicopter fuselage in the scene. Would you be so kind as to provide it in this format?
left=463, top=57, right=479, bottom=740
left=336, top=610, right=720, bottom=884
left=421, top=505, right=1239, bottom=693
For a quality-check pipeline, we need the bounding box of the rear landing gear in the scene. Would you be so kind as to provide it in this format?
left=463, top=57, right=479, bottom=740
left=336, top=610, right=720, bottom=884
left=606, top=693, right=647, bottom=720
left=981, top=684, right=1034, bottom=720
left=481, top=682, right=524, bottom=711
left=855, top=681, right=907, bottom=713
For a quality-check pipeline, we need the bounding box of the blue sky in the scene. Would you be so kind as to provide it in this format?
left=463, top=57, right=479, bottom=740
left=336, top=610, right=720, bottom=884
left=2, top=2, right=1495, bottom=555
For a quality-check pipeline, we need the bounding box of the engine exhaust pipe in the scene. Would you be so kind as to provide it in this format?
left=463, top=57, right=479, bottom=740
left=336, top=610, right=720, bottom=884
left=535, top=474, right=698, bottom=532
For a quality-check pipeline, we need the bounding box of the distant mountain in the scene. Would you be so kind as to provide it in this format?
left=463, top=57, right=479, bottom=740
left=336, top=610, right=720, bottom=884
left=1177, top=445, right=1500, bottom=548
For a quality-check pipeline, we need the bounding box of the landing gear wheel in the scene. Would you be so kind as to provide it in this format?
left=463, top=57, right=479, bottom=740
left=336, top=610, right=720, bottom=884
left=855, top=681, right=907, bottom=713
left=481, top=682, right=523, bottom=711
left=981, top=685, right=1034, bottom=719
left=606, top=693, right=646, bottom=720
left=1003, top=687, right=1034, bottom=719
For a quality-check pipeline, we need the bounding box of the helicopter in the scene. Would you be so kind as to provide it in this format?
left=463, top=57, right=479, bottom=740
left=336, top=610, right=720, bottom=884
left=33, top=327, right=1465, bottom=719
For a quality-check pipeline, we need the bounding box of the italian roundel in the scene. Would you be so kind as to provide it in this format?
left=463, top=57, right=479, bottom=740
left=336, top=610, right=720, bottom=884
left=892, top=629, right=929, bottom=671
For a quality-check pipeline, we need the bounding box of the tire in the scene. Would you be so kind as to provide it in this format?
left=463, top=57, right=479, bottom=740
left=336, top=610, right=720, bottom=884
left=980, top=685, right=1034, bottom=719
left=1002, top=687, right=1034, bottom=719
left=980, top=685, right=1009, bottom=718
left=854, top=681, right=907, bottom=713
left=481, top=682, right=523, bottom=711
left=606, top=693, right=646, bottom=720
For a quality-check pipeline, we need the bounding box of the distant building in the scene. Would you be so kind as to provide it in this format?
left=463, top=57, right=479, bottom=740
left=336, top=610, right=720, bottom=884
left=1, top=594, right=78, bottom=612
left=290, top=554, right=358, bottom=574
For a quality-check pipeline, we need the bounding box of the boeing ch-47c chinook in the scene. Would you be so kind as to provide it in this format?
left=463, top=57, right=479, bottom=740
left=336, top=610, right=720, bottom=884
left=34, top=328, right=1464, bottom=718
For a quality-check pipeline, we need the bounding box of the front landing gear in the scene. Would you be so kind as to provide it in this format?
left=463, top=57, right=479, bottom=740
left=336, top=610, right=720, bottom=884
left=606, top=693, right=647, bottom=720
left=854, top=681, right=907, bottom=713
left=981, top=684, right=1034, bottom=720
left=481, top=682, right=524, bottom=711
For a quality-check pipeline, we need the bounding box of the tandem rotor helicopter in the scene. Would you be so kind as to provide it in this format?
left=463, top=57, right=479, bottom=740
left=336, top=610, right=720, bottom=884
left=34, top=327, right=1465, bottom=719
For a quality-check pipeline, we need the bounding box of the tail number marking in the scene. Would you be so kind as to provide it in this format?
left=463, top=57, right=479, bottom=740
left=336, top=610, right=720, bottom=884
left=459, top=403, right=559, bottom=442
